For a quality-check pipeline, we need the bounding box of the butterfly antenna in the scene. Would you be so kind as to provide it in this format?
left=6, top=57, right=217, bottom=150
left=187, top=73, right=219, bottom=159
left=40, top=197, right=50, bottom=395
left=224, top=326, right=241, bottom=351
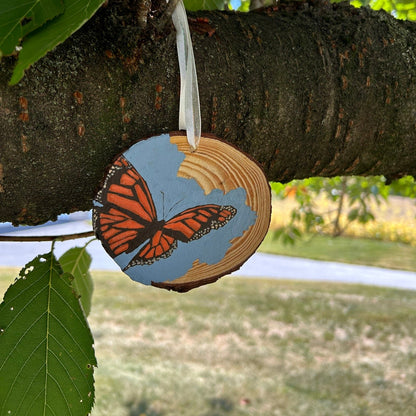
left=167, top=198, right=185, bottom=217
left=160, top=191, right=165, bottom=218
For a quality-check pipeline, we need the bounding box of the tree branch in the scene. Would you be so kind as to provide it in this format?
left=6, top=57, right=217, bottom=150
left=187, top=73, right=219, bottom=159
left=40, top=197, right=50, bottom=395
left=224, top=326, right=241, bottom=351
left=1, top=1, right=416, bottom=225
left=0, top=231, right=95, bottom=242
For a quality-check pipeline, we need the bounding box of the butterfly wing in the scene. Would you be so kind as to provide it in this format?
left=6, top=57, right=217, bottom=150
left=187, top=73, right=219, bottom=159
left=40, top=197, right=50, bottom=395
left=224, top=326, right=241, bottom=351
left=124, top=204, right=237, bottom=269
left=163, top=204, right=237, bottom=241
left=123, top=230, right=178, bottom=269
left=93, top=155, right=159, bottom=257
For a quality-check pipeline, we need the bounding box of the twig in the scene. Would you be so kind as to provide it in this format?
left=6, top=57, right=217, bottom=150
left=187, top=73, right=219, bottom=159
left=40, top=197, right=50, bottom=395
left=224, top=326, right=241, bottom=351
left=0, top=231, right=95, bottom=242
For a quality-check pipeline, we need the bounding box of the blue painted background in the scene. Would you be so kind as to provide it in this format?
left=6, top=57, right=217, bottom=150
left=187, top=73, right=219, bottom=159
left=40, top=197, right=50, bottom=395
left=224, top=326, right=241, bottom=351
left=111, top=134, right=257, bottom=284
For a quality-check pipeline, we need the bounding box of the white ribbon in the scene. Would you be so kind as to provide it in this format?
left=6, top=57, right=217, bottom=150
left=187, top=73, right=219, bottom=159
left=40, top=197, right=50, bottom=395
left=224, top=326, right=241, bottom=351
left=172, top=0, right=201, bottom=151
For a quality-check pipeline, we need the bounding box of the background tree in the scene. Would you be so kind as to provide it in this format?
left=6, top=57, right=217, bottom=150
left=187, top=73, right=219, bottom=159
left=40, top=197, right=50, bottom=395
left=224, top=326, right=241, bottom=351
left=271, top=175, right=416, bottom=244
left=1, top=0, right=416, bottom=414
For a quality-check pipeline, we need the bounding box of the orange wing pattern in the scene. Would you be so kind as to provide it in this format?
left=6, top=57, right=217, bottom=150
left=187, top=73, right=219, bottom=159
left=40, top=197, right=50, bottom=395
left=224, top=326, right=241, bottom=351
left=125, top=205, right=236, bottom=268
left=93, top=155, right=237, bottom=269
left=93, top=156, right=158, bottom=257
left=164, top=205, right=236, bottom=241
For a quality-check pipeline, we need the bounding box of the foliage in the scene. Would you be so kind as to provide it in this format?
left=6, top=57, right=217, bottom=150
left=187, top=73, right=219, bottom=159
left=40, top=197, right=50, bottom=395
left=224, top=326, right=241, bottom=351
left=237, top=0, right=252, bottom=11
left=184, top=0, right=228, bottom=11
left=59, top=246, right=94, bottom=317
left=0, top=0, right=105, bottom=85
left=0, top=0, right=64, bottom=56
left=270, top=176, right=415, bottom=245
left=350, top=0, right=416, bottom=20
left=0, top=247, right=96, bottom=416
left=389, top=175, right=416, bottom=197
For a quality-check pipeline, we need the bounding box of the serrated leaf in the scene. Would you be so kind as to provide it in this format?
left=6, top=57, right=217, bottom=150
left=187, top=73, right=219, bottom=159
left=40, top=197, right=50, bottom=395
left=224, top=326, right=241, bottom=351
left=9, top=0, right=105, bottom=85
left=0, top=253, right=96, bottom=416
left=0, top=0, right=64, bottom=56
left=59, top=247, right=94, bottom=317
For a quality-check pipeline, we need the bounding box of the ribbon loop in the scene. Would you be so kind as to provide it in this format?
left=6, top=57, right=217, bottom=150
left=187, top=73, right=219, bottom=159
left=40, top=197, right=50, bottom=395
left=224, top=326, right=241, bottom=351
left=172, top=0, right=201, bottom=151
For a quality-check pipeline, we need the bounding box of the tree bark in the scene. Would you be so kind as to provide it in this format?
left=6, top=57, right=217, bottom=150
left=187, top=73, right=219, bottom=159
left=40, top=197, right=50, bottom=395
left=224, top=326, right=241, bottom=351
left=0, top=0, right=416, bottom=225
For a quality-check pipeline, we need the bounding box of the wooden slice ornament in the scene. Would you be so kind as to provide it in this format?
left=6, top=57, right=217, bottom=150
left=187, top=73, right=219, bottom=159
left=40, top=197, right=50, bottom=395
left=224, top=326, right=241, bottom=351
left=93, top=0, right=270, bottom=291
left=93, top=132, right=271, bottom=292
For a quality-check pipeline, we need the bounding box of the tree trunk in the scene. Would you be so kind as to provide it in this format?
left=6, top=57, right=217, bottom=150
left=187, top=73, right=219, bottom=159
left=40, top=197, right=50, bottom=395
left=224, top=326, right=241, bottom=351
left=0, top=1, right=416, bottom=225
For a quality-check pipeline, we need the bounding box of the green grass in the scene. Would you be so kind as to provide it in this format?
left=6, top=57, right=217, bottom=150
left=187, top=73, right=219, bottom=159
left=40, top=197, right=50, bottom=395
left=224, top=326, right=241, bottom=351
left=260, top=232, right=416, bottom=272
left=2, top=268, right=416, bottom=416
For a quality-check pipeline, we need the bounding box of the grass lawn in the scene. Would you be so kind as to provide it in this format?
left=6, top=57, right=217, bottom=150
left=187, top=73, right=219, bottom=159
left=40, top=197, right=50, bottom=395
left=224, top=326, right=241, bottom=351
left=260, top=232, right=416, bottom=272
left=2, top=268, right=415, bottom=416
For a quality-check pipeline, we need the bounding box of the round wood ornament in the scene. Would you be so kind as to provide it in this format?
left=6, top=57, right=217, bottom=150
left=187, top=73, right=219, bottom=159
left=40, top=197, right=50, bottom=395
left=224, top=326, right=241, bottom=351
left=93, top=132, right=271, bottom=292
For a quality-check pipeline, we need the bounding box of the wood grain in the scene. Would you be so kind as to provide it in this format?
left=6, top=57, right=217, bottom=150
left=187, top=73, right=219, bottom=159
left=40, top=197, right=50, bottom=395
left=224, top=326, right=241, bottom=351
left=152, top=133, right=271, bottom=292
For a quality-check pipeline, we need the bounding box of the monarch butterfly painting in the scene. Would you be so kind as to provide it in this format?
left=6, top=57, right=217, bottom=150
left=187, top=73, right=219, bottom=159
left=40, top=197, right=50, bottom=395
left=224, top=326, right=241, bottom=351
left=93, top=155, right=237, bottom=270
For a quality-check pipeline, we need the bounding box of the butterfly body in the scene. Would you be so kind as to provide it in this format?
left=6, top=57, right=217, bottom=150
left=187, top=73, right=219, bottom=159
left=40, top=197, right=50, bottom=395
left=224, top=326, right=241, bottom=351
left=93, top=155, right=237, bottom=270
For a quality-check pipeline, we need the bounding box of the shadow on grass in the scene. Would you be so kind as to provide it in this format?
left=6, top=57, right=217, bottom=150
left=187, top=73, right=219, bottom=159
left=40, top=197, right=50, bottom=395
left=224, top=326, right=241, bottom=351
left=201, top=397, right=234, bottom=415
left=125, top=399, right=164, bottom=416
left=125, top=396, right=234, bottom=416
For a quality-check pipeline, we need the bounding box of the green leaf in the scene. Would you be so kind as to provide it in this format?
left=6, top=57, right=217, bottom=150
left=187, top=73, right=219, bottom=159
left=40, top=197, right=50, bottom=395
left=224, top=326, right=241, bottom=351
left=184, top=0, right=226, bottom=11
left=59, top=246, right=94, bottom=317
left=408, top=8, right=416, bottom=19
left=272, top=227, right=284, bottom=240
left=390, top=176, right=416, bottom=197
left=347, top=208, right=359, bottom=221
left=291, top=226, right=302, bottom=238
left=10, top=0, right=105, bottom=85
left=358, top=211, right=375, bottom=223
left=350, top=0, right=366, bottom=7
left=270, top=182, right=285, bottom=196
left=395, top=0, right=416, bottom=11
left=0, top=0, right=64, bottom=57
left=0, top=253, right=96, bottom=416
left=238, top=0, right=251, bottom=11
left=282, top=232, right=296, bottom=246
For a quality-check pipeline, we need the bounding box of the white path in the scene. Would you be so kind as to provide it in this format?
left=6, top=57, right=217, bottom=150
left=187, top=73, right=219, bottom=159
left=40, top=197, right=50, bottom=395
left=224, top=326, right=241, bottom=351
left=1, top=215, right=415, bottom=290
left=240, top=252, right=416, bottom=290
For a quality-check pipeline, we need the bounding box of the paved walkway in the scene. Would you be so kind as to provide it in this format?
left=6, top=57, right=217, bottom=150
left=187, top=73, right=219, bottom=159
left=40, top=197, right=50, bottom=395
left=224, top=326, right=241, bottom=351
left=240, top=252, right=416, bottom=290
left=1, top=214, right=415, bottom=290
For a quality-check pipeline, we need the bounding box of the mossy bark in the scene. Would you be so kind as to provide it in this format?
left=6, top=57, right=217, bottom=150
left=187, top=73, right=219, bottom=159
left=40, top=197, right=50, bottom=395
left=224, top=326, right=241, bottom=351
left=0, top=1, right=416, bottom=224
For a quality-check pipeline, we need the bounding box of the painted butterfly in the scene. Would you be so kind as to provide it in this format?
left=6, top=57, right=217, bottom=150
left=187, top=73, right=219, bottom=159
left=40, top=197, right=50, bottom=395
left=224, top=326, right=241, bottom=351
left=93, top=155, right=237, bottom=269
